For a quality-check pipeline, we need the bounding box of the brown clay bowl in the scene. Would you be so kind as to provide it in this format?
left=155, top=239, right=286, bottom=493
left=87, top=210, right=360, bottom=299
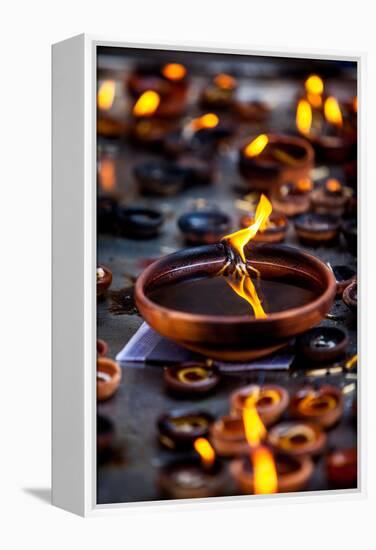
left=210, top=415, right=249, bottom=457
left=97, top=357, right=122, bottom=401
left=239, top=133, right=314, bottom=193
left=290, top=385, right=344, bottom=429
left=135, top=243, right=336, bottom=361
left=268, top=421, right=327, bottom=457
left=230, top=384, right=289, bottom=426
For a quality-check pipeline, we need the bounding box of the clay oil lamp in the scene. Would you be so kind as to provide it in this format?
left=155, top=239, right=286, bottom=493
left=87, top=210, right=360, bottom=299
left=97, top=357, right=122, bottom=401
left=97, top=79, right=128, bottom=139
left=97, top=265, right=112, bottom=297
left=290, top=385, right=344, bottom=429
left=135, top=194, right=336, bottom=362
left=239, top=210, right=288, bottom=243
left=233, top=98, right=270, bottom=123
left=272, top=178, right=313, bottom=217
left=341, top=219, right=357, bottom=254
left=238, top=133, right=314, bottom=194
left=230, top=384, right=289, bottom=427
left=130, top=90, right=176, bottom=149
left=157, top=409, right=214, bottom=451
left=268, top=421, right=326, bottom=458
left=200, top=73, right=238, bottom=110
left=157, top=437, right=226, bottom=499
left=97, top=339, right=108, bottom=357
left=330, top=265, right=356, bottom=296
left=311, top=178, right=349, bottom=217
left=294, top=213, right=341, bottom=246
left=116, top=206, right=164, bottom=239
left=343, top=280, right=357, bottom=312
left=326, top=448, right=357, bottom=488
left=296, top=95, right=355, bottom=163
left=210, top=415, right=249, bottom=457
left=177, top=209, right=232, bottom=245
left=230, top=397, right=313, bottom=494
left=134, top=160, right=187, bottom=196
left=297, top=326, right=349, bottom=363
left=164, top=363, right=220, bottom=396
left=127, top=62, right=189, bottom=117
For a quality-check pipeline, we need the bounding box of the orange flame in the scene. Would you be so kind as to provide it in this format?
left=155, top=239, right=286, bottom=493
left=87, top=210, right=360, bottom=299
left=226, top=274, right=267, bottom=319
left=243, top=395, right=267, bottom=447
left=194, top=437, right=215, bottom=468
left=98, top=80, right=116, bottom=111
left=244, top=134, right=269, bottom=158
left=296, top=99, right=312, bottom=135
left=162, top=63, right=187, bottom=81
left=214, top=73, right=237, bottom=90
left=252, top=447, right=278, bottom=494
left=305, top=75, right=324, bottom=95
left=133, top=90, right=160, bottom=117
left=223, top=194, right=273, bottom=264
left=296, top=178, right=313, bottom=193
left=190, top=113, right=219, bottom=132
left=99, top=157, right=116, bottom=192
left=324, top=96, right=343, bottom=127
left=325, top=178, right=342, bottom=193
left=353, top=97, right=358, bottom=113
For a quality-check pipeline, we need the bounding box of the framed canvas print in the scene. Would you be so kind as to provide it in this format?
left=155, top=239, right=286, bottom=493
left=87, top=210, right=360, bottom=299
left=52, top=35, right=363, bottom=516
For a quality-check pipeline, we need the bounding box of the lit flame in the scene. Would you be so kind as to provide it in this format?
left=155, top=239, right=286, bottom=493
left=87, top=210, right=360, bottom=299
left=99, top=157, right=116, bottom=192
left=324, top=96, right=343, bottom=127
left=133, top=90, right=160, bottom=117
left=162, top=63, right=187, bottom=81
left=98, top=80, right=116, bottom=111
left=307, top=92, right=322, bottom=108
left=296, top=178, right=313, bottom=193
left=353, top=97, right=358, bottom=113
left=296, top=99, right=312, bottom=135
left=244, top=134, right=269, bottom=158
left=190, top=113, right=219, bottom=132
left=325, top=178, right=342, bottom=193
left=226, top=274, right=267, bottom=319
left=305, top=75, right=324, bottom=95
left=223, top=194, right=273, bottom=264
left=214, top=73, right=237, bottom=90
left=243, top=396, right=277, bottom=494
left=194, top=437, right=215, bottom=468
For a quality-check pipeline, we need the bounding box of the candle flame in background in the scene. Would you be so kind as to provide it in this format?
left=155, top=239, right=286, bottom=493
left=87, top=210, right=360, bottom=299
left=214, top=73, right=237, bottom=90
left=296, top=178, right=313, bottom=193
left=242, top=396, right=278, bottom=494
left=244, top=134, right=269, bottom=157
left=296, top=99, right=312, bottom=135
left=99, top=157, right=116, bottom=192
left=97, top=80, right=116, bottom=111
left=353, top=97, right=358, bottom=113
left=305, top=74, right=324, bottom=95
left=194, top=437, right=215, bottom=468
left=223, top=194, right=273, bottom=264
left=190, top=113, right=219, bottom=132
left=133, top=90, right=160, bottom=117
left=162, top=63, right=187, bottom=81
left=324, top=96, right=343, bottom=127
left=325, top=178, right=342, bottom=193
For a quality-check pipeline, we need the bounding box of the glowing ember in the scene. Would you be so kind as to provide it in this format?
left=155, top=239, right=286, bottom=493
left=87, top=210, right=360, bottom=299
left=324, top=97, right=343, bottom=127
left=190, top=113, right=219, bottom=132
left=99, top=157, right=116, bottom=192
left=213, top=73, right=237, bottom=90
left=162, top=63, right=187, bottom=81
left=325, top=178, right=342, bottom=193
left=305, top=75, right=324, bottom=95
left=133, top=90, right=160, bottom=117
left=98, top=80, right=116, bottom=111
left=194, top=437, right=215, bottom=468
left=296, top=99, right=312, bottom=135
left=244, top=134, right=269, bottom=158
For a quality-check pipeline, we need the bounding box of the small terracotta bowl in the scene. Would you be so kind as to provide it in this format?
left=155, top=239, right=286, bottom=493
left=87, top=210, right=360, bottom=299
left=230, top=384, right=289, bottom=426
left=97, top=265, right=112, bottom=297
left=290, top=385, right=344, bottom=429
left=97, top=339, right=108, bottom=357
left=233, top=100, right=270, bottom=122
left=157, top=457, right=226, bottom=499
left=210, top=415, right=249, bottom=457
left=164, top=363, right=220, bottom=395
left=97, top=357, right=122, bottom=401
left=117, top=206, right=164, bottom=239
left=230, top=452, right=314, bottom=494
left=268, top=421, right=327, bottom=457
left=297, top=327, right=348, bottom=363
left=294, top=213, right=341, bottom=245
left=178, top=210, right=232, bottom=245
left=157, top=410, right=214, bottom=451
left=326, top=448, right=357, bottom=488
left=343, top=280, right=357, bottom=312
left=239, top=212, right=288, bottom=243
